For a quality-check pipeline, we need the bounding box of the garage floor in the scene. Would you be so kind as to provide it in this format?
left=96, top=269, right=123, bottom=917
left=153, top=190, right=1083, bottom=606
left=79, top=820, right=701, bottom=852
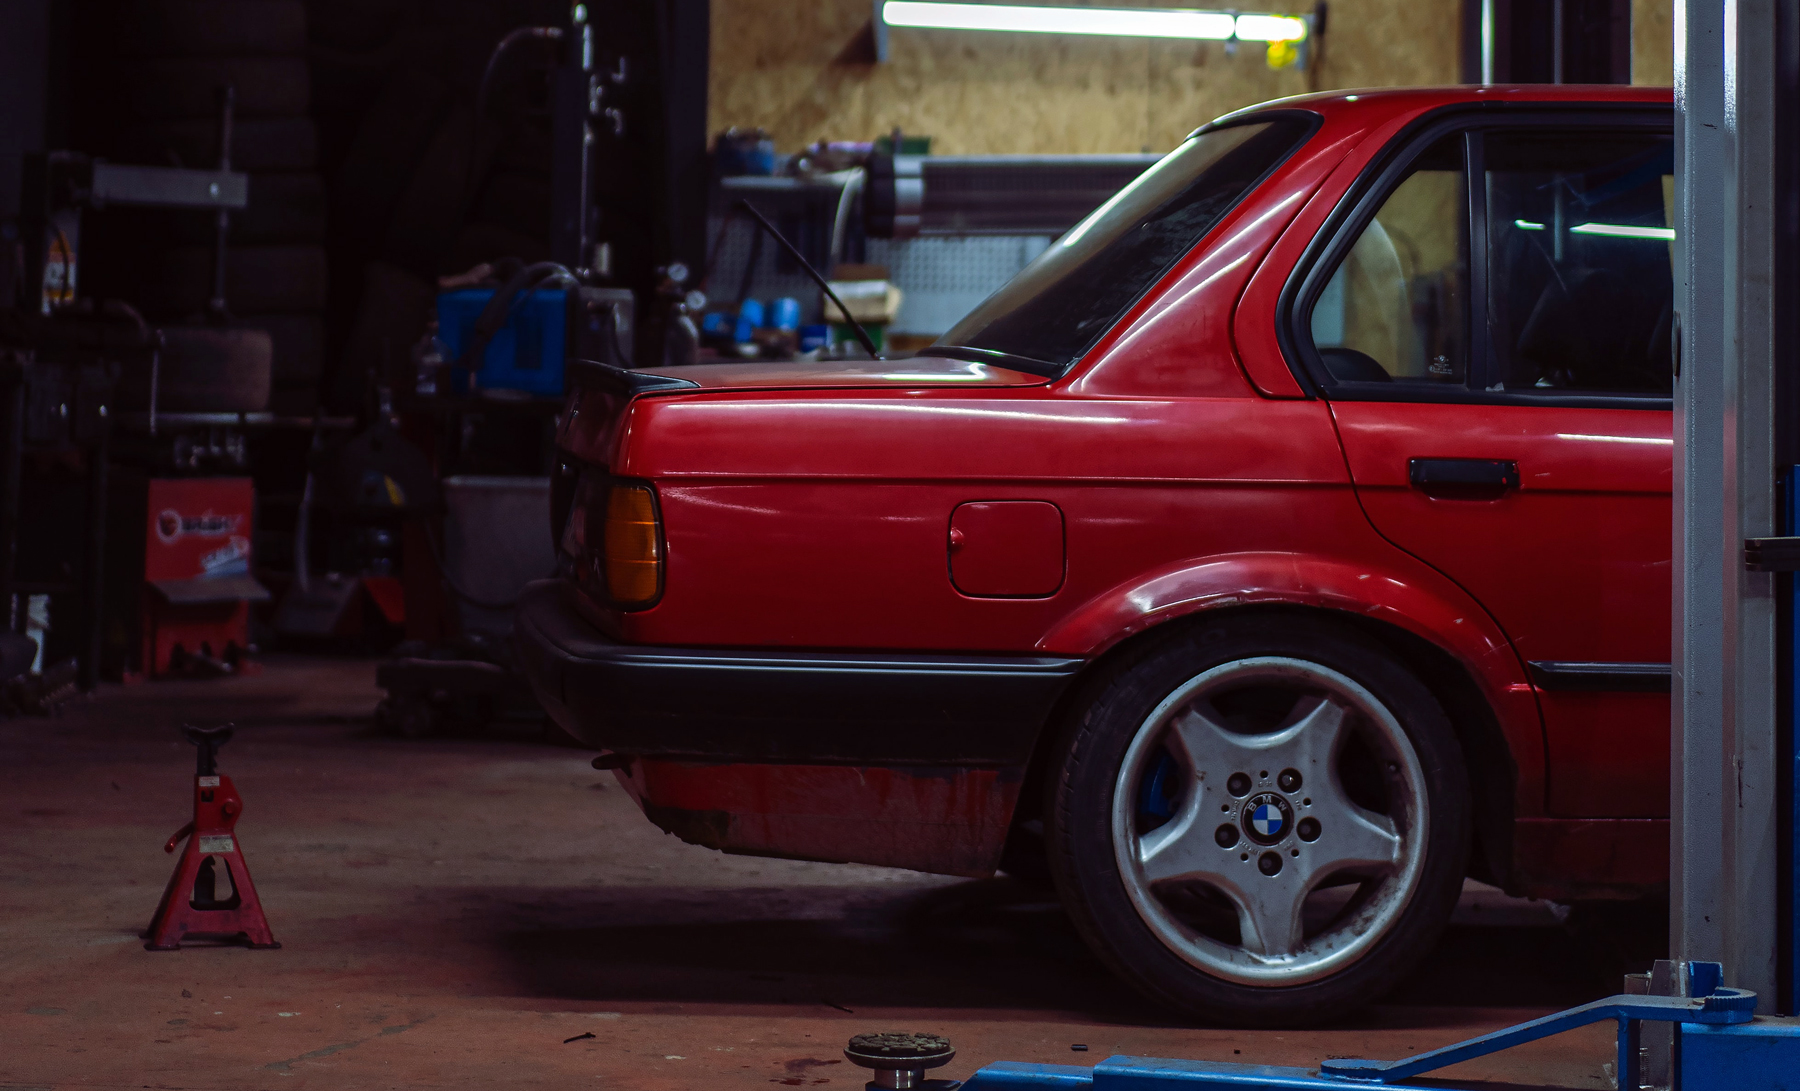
left=1, top=657, right=1661, bottom=1090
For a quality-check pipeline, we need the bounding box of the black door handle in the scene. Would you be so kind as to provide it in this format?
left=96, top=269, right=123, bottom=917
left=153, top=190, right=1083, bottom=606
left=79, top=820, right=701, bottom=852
left=1408, top=458, right=1519, bottom=499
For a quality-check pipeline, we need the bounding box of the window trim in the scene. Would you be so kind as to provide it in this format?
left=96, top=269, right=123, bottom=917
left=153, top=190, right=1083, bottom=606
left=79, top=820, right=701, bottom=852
left=1275, top=103, right=1675, bottom=410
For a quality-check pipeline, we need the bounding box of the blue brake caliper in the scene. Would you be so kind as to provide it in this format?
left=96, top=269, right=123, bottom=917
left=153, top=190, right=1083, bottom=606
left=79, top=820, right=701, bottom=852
left=1137, top=749, right=1181, bottom=827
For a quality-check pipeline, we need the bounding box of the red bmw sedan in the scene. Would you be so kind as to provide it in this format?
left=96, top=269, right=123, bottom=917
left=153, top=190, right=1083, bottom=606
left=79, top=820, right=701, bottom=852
left=519, top=83, right=1675, bottom=1025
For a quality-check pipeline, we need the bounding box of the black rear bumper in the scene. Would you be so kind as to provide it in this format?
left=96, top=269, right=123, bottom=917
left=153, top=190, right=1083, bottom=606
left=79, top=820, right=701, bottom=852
left=512, top=579, right=1083, bottom=765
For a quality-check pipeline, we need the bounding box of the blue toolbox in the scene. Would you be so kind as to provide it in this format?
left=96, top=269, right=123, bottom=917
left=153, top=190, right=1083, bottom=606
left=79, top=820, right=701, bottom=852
left=437, top=284, right=634, bottom=397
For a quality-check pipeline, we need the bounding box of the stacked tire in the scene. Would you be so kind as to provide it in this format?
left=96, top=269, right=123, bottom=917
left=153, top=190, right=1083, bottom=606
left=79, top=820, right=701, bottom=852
left=307, top=0, right=562, bottom=409
left=76, top=0, right=328, bottom=413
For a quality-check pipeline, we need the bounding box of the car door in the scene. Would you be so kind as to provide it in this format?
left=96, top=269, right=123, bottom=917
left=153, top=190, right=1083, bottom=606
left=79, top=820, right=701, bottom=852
left=1288, top=110, right=1675, bottom=818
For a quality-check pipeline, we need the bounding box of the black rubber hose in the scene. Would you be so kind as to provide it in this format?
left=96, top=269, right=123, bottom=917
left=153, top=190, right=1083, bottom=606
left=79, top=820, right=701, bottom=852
left=458, top=260, right=576, bottom=372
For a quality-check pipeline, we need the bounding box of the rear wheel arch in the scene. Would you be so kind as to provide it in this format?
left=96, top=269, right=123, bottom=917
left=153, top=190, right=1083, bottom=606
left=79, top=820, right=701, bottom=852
left=1006, top=603, right=1514, bottom=891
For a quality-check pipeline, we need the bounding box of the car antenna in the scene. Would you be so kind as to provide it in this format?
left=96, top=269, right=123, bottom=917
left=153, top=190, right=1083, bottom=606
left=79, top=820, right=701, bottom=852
left=735, top=199, right=882, bottom=361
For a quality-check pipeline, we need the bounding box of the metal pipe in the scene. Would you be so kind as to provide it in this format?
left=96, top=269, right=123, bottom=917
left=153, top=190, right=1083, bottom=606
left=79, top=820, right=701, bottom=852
left=209, top=86, right=235, bottom=319
left=1551, top=0, right=1564, bottom=83
left=78, top=404, right=107, bottom=692
left=1480, top=0, right=1494, bottom=83
left=0, top=361, right=24, bottom=634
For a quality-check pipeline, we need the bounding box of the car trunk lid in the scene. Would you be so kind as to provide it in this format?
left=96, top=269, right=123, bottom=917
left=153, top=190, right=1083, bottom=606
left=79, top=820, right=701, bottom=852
left=555, top=354, right=1049, bottom=467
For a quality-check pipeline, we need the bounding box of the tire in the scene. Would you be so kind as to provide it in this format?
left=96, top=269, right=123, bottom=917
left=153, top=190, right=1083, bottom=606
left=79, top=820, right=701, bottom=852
left=306, top=0, right=413, bottom=51
left=1044, top=615, right=1470, bottom=1026
left=473, top=171, right=551, bottom=243
left=446, top=221, right=549, bottom=273
left=147, top=243, right=328, bottom=316
left=336, top=260, right=434, bottom=405
left=343, top=260, right=434, bottom=360
left=239, top=313, right=325, bottom=385
left=395, top=697, right=439, bottom=739
left=159, top=173, right=327, bottom=246
left=332, top=67, right=453, bottom=237
left=491, top=119, right=552, bottom=175
left=266, top=379, right=320, bottom=415
left=122, top=325, right=274, bottom=412
left=997, top=820, right=1057, bottom=889
left=377, top=105, right=474, bottom=276
left=233, top=173, right=328, bottom=244
left=306, top=38, right=414, bottom=116
left=114, top=117, right=319, bottom=172
left=119, top=57, right=311, bottom=121
left=114, top=1, right=309, bottom=58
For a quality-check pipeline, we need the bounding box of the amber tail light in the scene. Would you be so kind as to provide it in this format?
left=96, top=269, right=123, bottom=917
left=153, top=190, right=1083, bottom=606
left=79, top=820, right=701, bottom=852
left=601, top=482, right=663, bottom=608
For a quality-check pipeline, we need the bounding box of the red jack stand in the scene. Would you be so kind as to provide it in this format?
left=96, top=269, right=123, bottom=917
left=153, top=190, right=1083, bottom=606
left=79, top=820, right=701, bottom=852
left=144, top=725, right=280, bottom=951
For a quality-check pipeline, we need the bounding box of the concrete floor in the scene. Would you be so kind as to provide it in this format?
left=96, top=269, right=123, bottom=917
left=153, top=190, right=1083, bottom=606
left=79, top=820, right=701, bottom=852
left=1, top=657, right=1662, bottom=1090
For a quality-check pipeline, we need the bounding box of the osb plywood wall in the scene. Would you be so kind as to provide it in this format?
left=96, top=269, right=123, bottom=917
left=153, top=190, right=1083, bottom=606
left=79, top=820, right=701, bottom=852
left=709, top=0, right=1462, bottom=155
left=1632, top=0, right=1672, bottom=85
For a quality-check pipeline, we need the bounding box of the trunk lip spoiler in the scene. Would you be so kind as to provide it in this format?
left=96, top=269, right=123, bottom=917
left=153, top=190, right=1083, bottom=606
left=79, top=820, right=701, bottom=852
left=567, top=358, right=701, bottom=395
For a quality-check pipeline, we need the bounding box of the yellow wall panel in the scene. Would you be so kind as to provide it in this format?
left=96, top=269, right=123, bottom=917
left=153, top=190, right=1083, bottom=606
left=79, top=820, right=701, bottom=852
left=1632, top=0, right=1672, bottom=86
left=709, top=0, right=1463, bottom=155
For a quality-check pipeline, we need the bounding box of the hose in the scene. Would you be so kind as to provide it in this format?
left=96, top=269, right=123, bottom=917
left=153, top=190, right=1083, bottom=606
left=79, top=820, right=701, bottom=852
left=456, top=260, right=577, bottom=372
left=464, top=26, right=565, bottom=214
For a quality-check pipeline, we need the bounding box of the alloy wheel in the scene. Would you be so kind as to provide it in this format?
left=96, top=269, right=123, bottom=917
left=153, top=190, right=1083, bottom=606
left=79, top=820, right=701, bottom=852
left=1109, top=656, right=1430, bottom=987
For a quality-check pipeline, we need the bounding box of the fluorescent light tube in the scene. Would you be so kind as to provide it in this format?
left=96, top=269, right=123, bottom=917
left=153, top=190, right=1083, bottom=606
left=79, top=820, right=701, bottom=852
left=1232, top=13, right=1308, bottom=41
left=1570, top=222, right=1676, bottom=240
left=882, top=2, right=1306, bottom=42
left=1513, top=219, right=1546, bottom=231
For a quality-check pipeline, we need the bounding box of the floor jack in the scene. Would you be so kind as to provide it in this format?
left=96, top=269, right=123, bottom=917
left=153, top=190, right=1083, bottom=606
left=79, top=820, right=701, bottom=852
left=143, top=725, right=279, bottom=951
left=866, top=963, right=1798, bottom=1091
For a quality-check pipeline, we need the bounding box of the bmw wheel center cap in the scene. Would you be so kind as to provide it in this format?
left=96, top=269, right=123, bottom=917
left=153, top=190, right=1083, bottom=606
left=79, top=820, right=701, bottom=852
left=1243, top=792, right=1295, bottom=846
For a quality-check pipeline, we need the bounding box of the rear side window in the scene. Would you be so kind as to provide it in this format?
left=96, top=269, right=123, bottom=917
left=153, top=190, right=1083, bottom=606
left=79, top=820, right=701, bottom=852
left=937, top=115, right=1316, bottom=374
left=1296, top=117, right=1673, bottom=403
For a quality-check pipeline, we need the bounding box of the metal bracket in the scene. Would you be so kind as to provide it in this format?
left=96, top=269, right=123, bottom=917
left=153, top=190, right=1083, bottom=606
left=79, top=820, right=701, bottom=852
left=1743, top=536, right=1800, bottom=570
left=88, top=162, right=247, bottom=211
left=1316, top=989, right=1753, bottom=1085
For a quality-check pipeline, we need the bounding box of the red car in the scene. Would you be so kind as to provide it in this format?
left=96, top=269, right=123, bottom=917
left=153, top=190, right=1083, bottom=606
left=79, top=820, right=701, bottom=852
left=519, top=84, right=1675, bottom=1025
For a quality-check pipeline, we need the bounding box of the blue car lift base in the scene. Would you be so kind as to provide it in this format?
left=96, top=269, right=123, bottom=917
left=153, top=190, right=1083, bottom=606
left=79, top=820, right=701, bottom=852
left=960, top=964, right=1800, bottom=1091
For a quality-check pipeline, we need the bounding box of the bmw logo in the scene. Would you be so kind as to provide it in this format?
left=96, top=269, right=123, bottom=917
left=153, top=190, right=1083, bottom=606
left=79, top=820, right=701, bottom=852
left=1242, top=791, right=1295, bottom=846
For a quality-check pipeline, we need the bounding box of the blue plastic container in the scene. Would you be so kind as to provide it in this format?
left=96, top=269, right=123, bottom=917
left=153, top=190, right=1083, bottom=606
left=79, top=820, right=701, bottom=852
left=437, top=288, right=568, bottom=397
left=735, top=298, right=764, bottom=344
left=798, top=324, right=831, bottom=354
left=771, top=297, right=801, bottom=331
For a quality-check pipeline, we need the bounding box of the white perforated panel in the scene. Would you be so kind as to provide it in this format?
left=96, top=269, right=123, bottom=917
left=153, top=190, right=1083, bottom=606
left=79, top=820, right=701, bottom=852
left=871, top=236, right=1051, bottom=335
left=703, top=218, right=1051, bottom=337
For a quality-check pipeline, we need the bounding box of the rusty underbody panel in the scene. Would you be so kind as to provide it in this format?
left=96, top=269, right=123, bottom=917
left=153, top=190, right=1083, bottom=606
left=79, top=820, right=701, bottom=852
left=1510, top=817, right=1669, bottom=901
left=614, top=761, right=1025, bottom=877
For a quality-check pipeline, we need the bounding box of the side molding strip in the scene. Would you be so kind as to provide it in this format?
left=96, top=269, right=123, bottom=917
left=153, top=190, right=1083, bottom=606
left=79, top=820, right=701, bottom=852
left=1527, top=661, right=1672, bottom=693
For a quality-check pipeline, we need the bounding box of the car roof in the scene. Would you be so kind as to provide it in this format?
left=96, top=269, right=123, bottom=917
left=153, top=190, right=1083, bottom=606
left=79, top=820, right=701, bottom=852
left=1210, top=83, right=1672, bottom=129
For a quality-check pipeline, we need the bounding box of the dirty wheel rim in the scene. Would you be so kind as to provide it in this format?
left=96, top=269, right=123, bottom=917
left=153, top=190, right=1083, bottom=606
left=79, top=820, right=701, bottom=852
left=1109, top=656, right=1430, bottom=987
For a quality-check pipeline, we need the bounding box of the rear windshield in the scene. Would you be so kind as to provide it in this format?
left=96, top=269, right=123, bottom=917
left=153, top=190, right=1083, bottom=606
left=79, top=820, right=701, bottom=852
left=935, top=115, right=1316, bottom=374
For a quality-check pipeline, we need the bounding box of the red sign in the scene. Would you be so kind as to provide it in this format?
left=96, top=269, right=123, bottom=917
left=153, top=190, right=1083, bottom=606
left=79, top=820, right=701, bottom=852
left=144, top=478, right=254, bottom=583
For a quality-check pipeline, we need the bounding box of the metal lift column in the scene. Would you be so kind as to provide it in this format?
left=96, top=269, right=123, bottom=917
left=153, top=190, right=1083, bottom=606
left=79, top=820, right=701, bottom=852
left=1674, top=0, right=1787, bottom=1012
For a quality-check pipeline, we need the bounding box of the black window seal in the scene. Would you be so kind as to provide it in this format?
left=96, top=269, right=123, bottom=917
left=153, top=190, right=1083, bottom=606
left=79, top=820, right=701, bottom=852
left=1465, top=128, right=1490, bottom=391
left=1274, top=101, right=1675, bottom=410
left=930, top=344, right=1062, bottom=378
